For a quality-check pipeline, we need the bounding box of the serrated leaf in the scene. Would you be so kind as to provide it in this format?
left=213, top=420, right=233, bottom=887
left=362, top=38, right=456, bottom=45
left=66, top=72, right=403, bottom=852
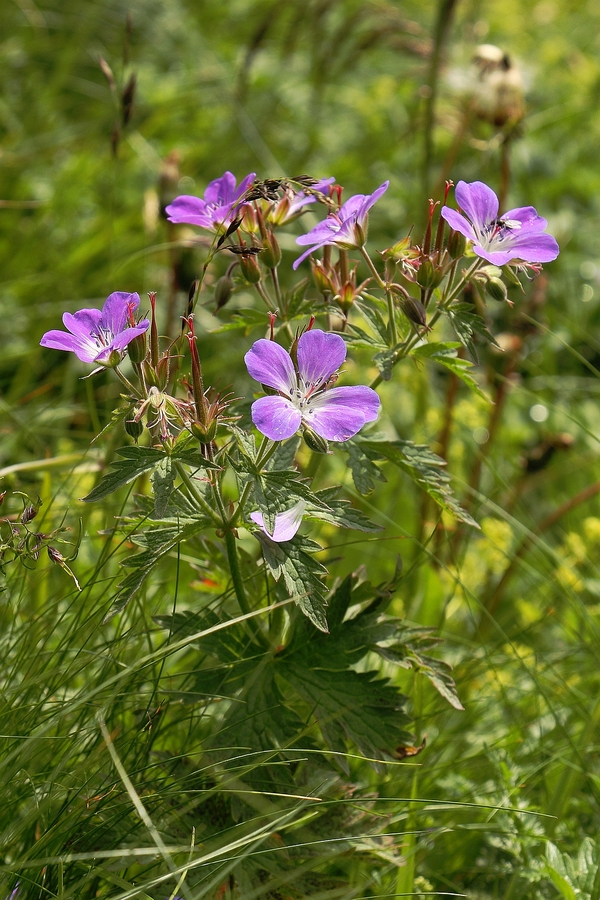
left=411, top=341, right=491, bottom=401
left=83, top=446, right=169, bottom=503
left=446, top=302, right=500, bottom=362
left=343, top=323, right=387, bottom=350
left=258, top=533, right=329, bottom=632
left=373, top=348, right=395, bottom=381
left=210, top=307, right=268, bottom=333
left=344, top=441, right=387, bottom=495
left=355, top=296, right=391, bottom=345
left=358, top=439, right=479, bottom=528
left=307, top=487, right=380, bottom=532
left=266, top=436, right=301, bottom=471
left=152, top=457, right=175, bottom=518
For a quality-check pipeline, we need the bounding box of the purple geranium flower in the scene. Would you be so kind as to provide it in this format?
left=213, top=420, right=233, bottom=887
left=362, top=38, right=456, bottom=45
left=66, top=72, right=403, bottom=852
left=293, top=181, right=389, bottom=269
left=441, top=180, right=559, bottom=265
left=250, top=501, right=306, bottom=542
left=40, top=291, right=149, bottom=364
left=165, top=170, right=256, bottom=233
left=245, top=329, right=380, bottom=441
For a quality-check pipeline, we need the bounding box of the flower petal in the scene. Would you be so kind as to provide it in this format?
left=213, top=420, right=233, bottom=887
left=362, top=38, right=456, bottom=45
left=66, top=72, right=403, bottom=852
left=501, top=206, right=548, bottom=232
left=40, top=329, right=98, bottom=363
left=102, top=319, right=150, bottom=357
left=440, top=206, right=476, bottom=242
left=233, top=172, right=257, bottom=202
left=250, top=501, right=306, bottom=542
left=251, top=395, right=302, bottom=440
left=204, top=171, right=237, bottom=205
left=245, top=339, right=296, bottom=394
left=165, top=195, right=209, bottom=226
left=358, top=180, right=389, bottom=219
left=297, top=329, right=346, bottom=388
left=455, top=181, right=499, bottom=230
left=306, top=385, right=380, bottom=441
left=474, top=231, right=559, bottom=265
left=101, top=291, right=140, bottom=336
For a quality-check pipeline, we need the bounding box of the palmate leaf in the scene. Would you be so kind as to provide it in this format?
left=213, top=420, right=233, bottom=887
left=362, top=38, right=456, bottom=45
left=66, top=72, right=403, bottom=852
left=411, top=340, right=491, bottom=402
left=307, top=487, right=380, bottom=532
left=258, top=533, right=329, bottom=632
left=151, top=456, right=174, bottom=518
left=356, top=438, right=479, bottom=528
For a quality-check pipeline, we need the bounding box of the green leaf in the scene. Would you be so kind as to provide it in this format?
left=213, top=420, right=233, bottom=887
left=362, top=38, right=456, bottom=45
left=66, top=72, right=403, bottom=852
left=411, top=341, right=491, bottom=401
left=344, top=441, right=387, bottom=495
left=343, top=323, right=387, bottom=351
left=446, top=302, right=500, bottom=362
left=308, top=487, right=381, bottom=532
left=210, top=307, right=269, bottom=333
left=358, top=439, right=479, bottom=527
left=103, top=517, right=210, bottom=622
left=355, top=296, right=391, bottom=344
left=82, top=446, right=169, bottom=503
left=258, top=533, right=329, bottom=632
left=373, top=348, right=396, bottom=381
left=151, top=456, right=175, bottom=518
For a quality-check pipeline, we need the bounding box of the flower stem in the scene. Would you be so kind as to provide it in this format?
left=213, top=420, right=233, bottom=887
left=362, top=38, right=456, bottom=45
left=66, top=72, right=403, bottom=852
left=229, top=436, right=277, bottom=528
left=114, top=366, right=142, bottom=398
left=174, top=462, right=223, bottom=526
left=360, top=246, right=386, bottom=290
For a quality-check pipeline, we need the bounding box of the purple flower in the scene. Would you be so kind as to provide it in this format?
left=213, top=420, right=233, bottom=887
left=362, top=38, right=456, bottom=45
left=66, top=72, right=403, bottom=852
left=293, top=181, right=389, bottom=269
left=250, top=501, right=306, bottom=542
left=245, top=329, right=380, bottom=442
left=165, top=171, right=256, bottom=233
left=441, top=181, right=559, bottom=265
left=40, top=291, right=149, bottom=364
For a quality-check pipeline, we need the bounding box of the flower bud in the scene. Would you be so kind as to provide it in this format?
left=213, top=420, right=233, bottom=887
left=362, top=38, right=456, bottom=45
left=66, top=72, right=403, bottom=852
left=416, top=258, right=443, bottom=289
left=241, top=203, right=258, bottom=233
left=399, top=296, right=428, bottom=328
left=239, top=252, right=262, bottom=284
left=485, top=276, right=508, bottom=302
left=21, top=504, right=38, bottom=524
left=302, top=425, right=329, bottom=454
left=125, top=417, right=144, bottom=440
left=261, top=230, right=282, bottom=269
left=127, top=330, right=147, bottom=364
left=447, top=230, right=467, bottom=259
left=214, top=274, right=234, bottom=311
left=190, top=420, right=217, bottom=443
left=311, top=259, right=334, bottom=295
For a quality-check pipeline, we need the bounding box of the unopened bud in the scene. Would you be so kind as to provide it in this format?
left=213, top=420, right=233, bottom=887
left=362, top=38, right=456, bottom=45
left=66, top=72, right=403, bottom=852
left=400, top=296, right=427, bottom=328
left=241, top=203, right=258, bottom=233
left=125, top=418, right=144, bottom=439
left=214, top=274, right=234, bottom=311
left=190, top=420, right=217, bottom=443
left=127, top=331, right=147, bottom=364
left=0, top=491, right=6, bottom=508
left=21, top=504, right=38, bottom=524
left=447, top=230, right=467, bottom=259
left=47, top=546, right=64, bottom=564
left=239, top=252, right=262, bottom=284
left=486, top=276, right=508, bottom=302
left=416, top=258, right=443, bottom=289
left=311, top=260, right=334, bottom=295
left=261, top=230, right=281, bottom=269
left=339, top=282, right=356, bottom=312
left=302, top=425, right=329, bottom=454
